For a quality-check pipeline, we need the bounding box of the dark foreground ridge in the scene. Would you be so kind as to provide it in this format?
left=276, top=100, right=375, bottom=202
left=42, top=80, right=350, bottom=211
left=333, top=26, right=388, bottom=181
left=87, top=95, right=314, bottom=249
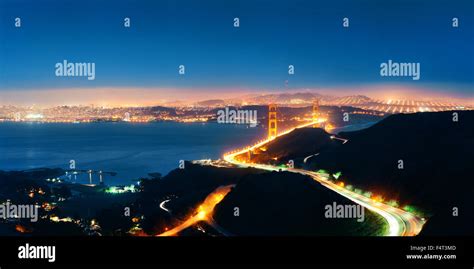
left=248, top=111, right=474, bottom=235
left=213, top=171, right=387, bottom=236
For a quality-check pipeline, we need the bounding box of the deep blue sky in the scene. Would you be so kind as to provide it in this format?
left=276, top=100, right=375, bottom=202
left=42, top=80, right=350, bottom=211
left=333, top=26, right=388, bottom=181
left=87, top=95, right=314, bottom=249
left=0, top=0, right=473, bottom=96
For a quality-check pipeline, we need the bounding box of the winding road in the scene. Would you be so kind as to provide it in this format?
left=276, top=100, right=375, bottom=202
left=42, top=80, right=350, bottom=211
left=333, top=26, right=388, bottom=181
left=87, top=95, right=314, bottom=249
left=157, top=185, right=234, bottom=236
left=222, top=120, right=426, bottom=236
left=161, top=120, right=425, bottom=236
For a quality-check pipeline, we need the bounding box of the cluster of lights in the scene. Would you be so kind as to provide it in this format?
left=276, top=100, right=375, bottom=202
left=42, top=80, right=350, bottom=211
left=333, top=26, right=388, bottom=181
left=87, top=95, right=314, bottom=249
left=41, top=202, right=56, bottom=211
left=50, top=216, right=73, bottom=223
left=15, top=224, right=31, bottom=233
left=45, top=178, right=62, bottom=183
left=105, top=184, right=137, bottom=194
left=27, top=187, right=47, bottom=198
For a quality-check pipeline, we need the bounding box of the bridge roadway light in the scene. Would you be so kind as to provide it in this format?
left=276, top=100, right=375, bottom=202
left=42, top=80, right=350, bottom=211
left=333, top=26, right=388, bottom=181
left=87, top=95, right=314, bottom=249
left=197, top=211, right=207, bottom=220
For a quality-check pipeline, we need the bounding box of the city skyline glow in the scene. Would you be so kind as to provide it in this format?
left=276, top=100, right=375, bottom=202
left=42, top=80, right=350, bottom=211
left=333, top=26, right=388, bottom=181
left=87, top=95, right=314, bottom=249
left=0, top=84, right=472, bottom=107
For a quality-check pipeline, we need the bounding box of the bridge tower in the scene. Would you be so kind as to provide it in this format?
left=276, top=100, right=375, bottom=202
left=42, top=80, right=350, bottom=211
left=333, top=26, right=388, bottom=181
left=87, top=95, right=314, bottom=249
left=268, top=104, right=277, bottom=139
left=312, top=99, right=319, bottom=127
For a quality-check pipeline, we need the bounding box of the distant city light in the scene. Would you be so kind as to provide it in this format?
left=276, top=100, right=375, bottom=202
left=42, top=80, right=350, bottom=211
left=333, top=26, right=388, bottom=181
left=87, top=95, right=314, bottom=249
left=25, top=113, right=44, bottom=119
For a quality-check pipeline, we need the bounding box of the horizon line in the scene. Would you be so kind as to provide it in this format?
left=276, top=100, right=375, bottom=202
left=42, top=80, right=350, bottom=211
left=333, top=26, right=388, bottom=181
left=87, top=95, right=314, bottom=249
left=0, top=84, right=473, bottom=107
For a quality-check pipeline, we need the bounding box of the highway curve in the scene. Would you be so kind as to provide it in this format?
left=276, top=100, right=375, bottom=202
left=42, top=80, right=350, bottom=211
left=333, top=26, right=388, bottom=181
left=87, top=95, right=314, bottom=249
left=222, top=121, right=426, bottom=236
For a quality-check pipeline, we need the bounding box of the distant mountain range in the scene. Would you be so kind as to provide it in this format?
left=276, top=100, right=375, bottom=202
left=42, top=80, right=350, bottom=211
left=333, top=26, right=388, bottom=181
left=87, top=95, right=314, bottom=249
left=194, top=92, right=473, bottom=114
left=200, top=92, right=369, bottom=107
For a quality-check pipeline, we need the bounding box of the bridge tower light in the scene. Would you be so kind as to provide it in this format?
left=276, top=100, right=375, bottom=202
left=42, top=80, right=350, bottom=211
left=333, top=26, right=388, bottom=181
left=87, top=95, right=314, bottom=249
left=312, top=99, right=320, bottom=127
left=268, top=104, right=277, bottom=139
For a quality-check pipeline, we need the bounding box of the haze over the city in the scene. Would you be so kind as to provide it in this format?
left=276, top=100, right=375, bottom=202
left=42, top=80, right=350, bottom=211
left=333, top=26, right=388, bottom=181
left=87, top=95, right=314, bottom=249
left=0, top=86, right=472, bottom=108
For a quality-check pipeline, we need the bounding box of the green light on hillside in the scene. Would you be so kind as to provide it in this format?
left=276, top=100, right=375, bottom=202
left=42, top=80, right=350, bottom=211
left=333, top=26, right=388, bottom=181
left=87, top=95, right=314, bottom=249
left=332, top=172, right=342, bottom=179
left=401, top=205, right=425, bottom=218
left=387, top=200, right=399, bottom=207
left=105, top=184, right=136, bottom=194
left=106, top=187, right=118, bottom=194
left=363, top=191, right=372, bottom=198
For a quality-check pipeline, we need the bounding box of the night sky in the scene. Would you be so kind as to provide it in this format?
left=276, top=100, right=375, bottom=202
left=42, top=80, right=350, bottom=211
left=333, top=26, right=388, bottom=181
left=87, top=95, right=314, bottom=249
left=0, top=0, right=473, bottom=102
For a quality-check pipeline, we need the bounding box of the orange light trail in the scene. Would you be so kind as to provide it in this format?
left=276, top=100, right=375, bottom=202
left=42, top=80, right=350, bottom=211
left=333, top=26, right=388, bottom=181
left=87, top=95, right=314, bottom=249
left=157, top=185, right=234, bottom=236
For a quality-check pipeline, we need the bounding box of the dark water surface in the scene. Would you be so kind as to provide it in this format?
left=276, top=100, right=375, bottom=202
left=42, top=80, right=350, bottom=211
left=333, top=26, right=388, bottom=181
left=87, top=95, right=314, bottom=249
left=0, top=122, right=264, bottom=184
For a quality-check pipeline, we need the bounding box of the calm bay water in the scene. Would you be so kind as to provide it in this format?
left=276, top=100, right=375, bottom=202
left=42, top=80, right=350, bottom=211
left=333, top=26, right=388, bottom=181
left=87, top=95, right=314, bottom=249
left=0, top=122, right=265, bottom=184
